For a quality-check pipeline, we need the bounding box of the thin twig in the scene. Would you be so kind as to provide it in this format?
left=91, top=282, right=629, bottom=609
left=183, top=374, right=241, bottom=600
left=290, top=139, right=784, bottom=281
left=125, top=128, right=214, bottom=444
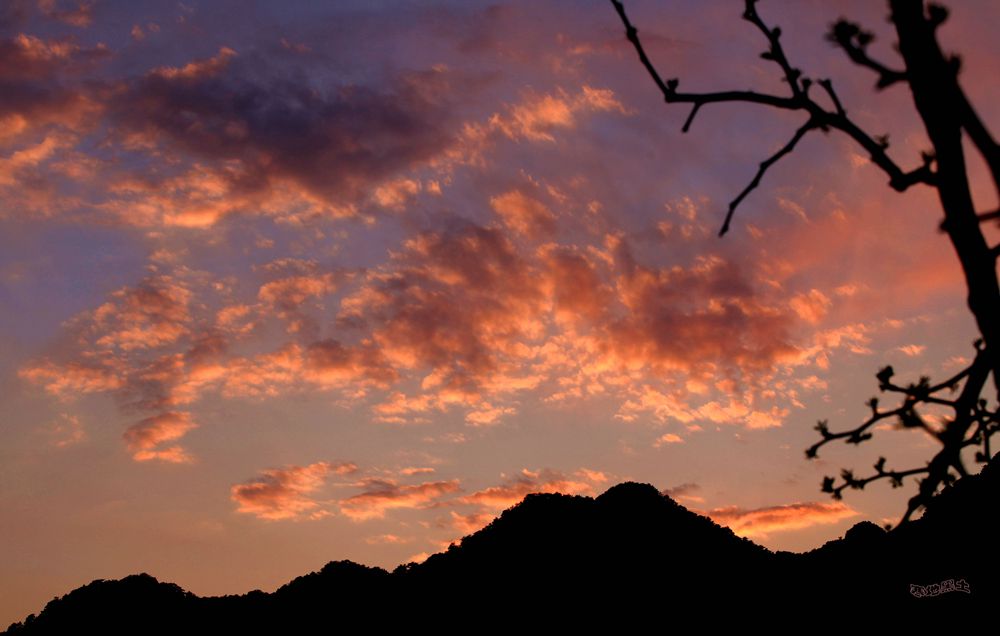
left=610, top=0, right=935, bottom=236
left=827, top=20, right=907, bottom=90
left=809, top=347, right=996, bottom=526
left=721, top=117, right=818, bottom=236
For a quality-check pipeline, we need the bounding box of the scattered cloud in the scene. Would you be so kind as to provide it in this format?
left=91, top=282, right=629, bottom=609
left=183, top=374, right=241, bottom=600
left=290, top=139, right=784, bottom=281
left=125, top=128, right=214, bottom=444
left=445, top=510, right=497, bottom=535
left=490, top=189, right=556, bottom=239
left=706, top=501, right=858, bottom=539
left=339, top=478, right=461, bottom=521
left=231, top=461, right=357, bottom=521
left=104, top=54, right=467, bottom=226
left=47, top=413, right=85, bottom=447
left=789, top=289, right=831, bottom=324
left=19, top=359, right=123, bottom=399
left=663, top=482, right=704, bottom=504
left=122, top=411, right=197, bottom=463
left=365, top=534, right=412, bottom=545
left=487, top=86, right=627, bottom=143
left=459, top=468, right=603, bottom=510
left=37, top=0, right=94, bottom=27
left=654, top=433, right=684, bottom=446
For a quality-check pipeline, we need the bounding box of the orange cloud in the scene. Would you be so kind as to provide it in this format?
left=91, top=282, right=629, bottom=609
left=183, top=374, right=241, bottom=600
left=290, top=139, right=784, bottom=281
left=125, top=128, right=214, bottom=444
left=490, top=189, right=556, bottom=239
left=536, top=244, right=612, bottom=325
left=150, top=47, right=236, bottom=81
left=400, top=467, right=436, bottom=476
left=446, top=510, right=497, bottom=535
left=0, top=33, right=105, bottom=80
left=231, top=461, right=357, bottom=521
left=365, top=534, right=412, bottom=545
left=654, top=433, right=684, bottom=446
left=122, top=411, right=197, bottom=463
left=706, top=501, right=858, bottom=539
left=608, top=246, right=798, bottom=375
left=464, top=403, right=516, bottom=427
left=48, top=413, right=85, bottom=447
left=459, top=468, right=601, bottom=510
left=0, top=33, right=105, bottom=155
left=0, top=132, right=74, bottom=185
left=339, top=223, right=546, bottom=395
left=37, top=0, right=94, bottom=27
left=105, top=61, right=467, bottom=227
left=789, top=289, right=832, bottom=324
left=897, top=344, right=926, bottom=357
left=663, top=482, right=704, bottom=504
left=303, top=340, right=398, bottom=389
left=372, top=177, right=421, bottom=209
left=215, top=304, right=255, bottom=335
left=90, top=275, right=192, bottom=351
left=339, top=478, right=461, bottom=521
left=487, top=86, right=627, bottom=143
left=19, top=359, right=122, bottom=399
left=257, top=271, right=340, bottom=335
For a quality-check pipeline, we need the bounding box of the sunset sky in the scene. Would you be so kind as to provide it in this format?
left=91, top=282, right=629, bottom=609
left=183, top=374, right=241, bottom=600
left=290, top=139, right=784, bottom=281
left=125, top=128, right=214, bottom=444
left=3, top=0, right=999, bottom=624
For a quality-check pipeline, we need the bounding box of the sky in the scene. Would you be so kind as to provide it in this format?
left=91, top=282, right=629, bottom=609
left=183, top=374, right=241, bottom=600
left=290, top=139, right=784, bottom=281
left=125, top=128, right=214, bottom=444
left=2, top=0, right=999, bottom=625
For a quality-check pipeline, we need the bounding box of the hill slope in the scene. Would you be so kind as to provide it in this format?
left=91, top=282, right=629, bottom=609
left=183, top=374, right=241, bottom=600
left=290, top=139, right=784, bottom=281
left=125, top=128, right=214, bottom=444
left=6, top=456, right=997, bottom=632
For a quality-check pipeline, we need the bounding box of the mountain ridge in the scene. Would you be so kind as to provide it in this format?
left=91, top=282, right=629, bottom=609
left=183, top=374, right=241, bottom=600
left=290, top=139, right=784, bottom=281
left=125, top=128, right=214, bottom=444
left=7, top=460, right=997, bottom=632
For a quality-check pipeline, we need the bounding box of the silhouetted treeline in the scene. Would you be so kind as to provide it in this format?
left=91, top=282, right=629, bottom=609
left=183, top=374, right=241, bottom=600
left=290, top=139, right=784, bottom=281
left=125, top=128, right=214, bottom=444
left=7, top=453, right=997, bottom=632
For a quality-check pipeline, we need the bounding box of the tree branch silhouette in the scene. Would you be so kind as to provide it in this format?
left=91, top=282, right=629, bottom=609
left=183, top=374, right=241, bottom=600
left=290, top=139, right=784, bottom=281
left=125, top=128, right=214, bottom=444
left=612, top=0, right=1000, bottom=525
left=827, top=20, right=907, bottom=90
left=808, top=342, right=998, bottom=524
left=610, top=0, right=936, bottom=237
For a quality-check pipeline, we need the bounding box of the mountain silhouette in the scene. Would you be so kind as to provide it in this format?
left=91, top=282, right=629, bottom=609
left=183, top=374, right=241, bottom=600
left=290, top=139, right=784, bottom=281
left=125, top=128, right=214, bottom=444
left=6, top=455, right=997, bottom=632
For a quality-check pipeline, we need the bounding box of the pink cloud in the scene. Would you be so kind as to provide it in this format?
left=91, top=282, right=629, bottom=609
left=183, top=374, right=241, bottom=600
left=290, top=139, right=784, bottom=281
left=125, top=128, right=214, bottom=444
left=365, top=534, right=412, bottom=545
left=459, top=468, right=603, bottom=510
left=231, top=461, right=357, bottom=521
left=47, top=413, right=85, bottom=447
left=122, top=411, right=197, bottom=463
left=654, top=433, right=684, bottom=447
left=487, top=86, right=627, bottom=143
left=37, top=0, right=94, bottom=27
left=90, top=275, right=192, bottom=351
left=339, top=223, right=546, bottom=395
left=706, top=501, right=858, bottom=539
left=19, top=359, right=122, bottom=399
left=103, top=58, right=469, bottom=226
left=445, top=510, right=497, bottom=535
left=897, top=344, right=926, bottom=357
left=149, top=46, right=236, bottom=81
left=490, top=189, right=556, bottom=239
left=339, top=478, right=461, bottom=521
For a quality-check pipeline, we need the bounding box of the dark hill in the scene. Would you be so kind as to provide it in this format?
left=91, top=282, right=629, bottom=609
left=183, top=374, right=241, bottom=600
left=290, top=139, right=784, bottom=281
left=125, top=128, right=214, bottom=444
left=6, top=459, right=998, bottom=632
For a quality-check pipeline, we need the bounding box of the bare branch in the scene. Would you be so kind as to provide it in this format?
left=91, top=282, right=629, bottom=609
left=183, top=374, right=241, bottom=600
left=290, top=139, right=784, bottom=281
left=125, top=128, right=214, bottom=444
left=818, top=111, right=936, bottom=191
left=821, top=459, right=928, bottom=501
left=609, top=0, right=675, bottom=102
left=681, top=103, right=701, bottom=133
left=610, top=1, right=800, bottom=115
left=610, top=0, right=935, bottom=236
left=956, top=88, right=1000, bottom=194
left=827, top=20, right=907, bottom=89
left=721, top=117, right=818, bottom=236
left=613, top=0, right=1000, bottom=530
left=817, top=79, right=845, bottom=116
left=809, top=346, right=996, bottom=526
left=742, top=0, right=803, bottom=97
left=827, top=7, right=1000, bottom=193
left=805, top=403, right=906, bottom=460
left=669, top=89, right=799, bottom=112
